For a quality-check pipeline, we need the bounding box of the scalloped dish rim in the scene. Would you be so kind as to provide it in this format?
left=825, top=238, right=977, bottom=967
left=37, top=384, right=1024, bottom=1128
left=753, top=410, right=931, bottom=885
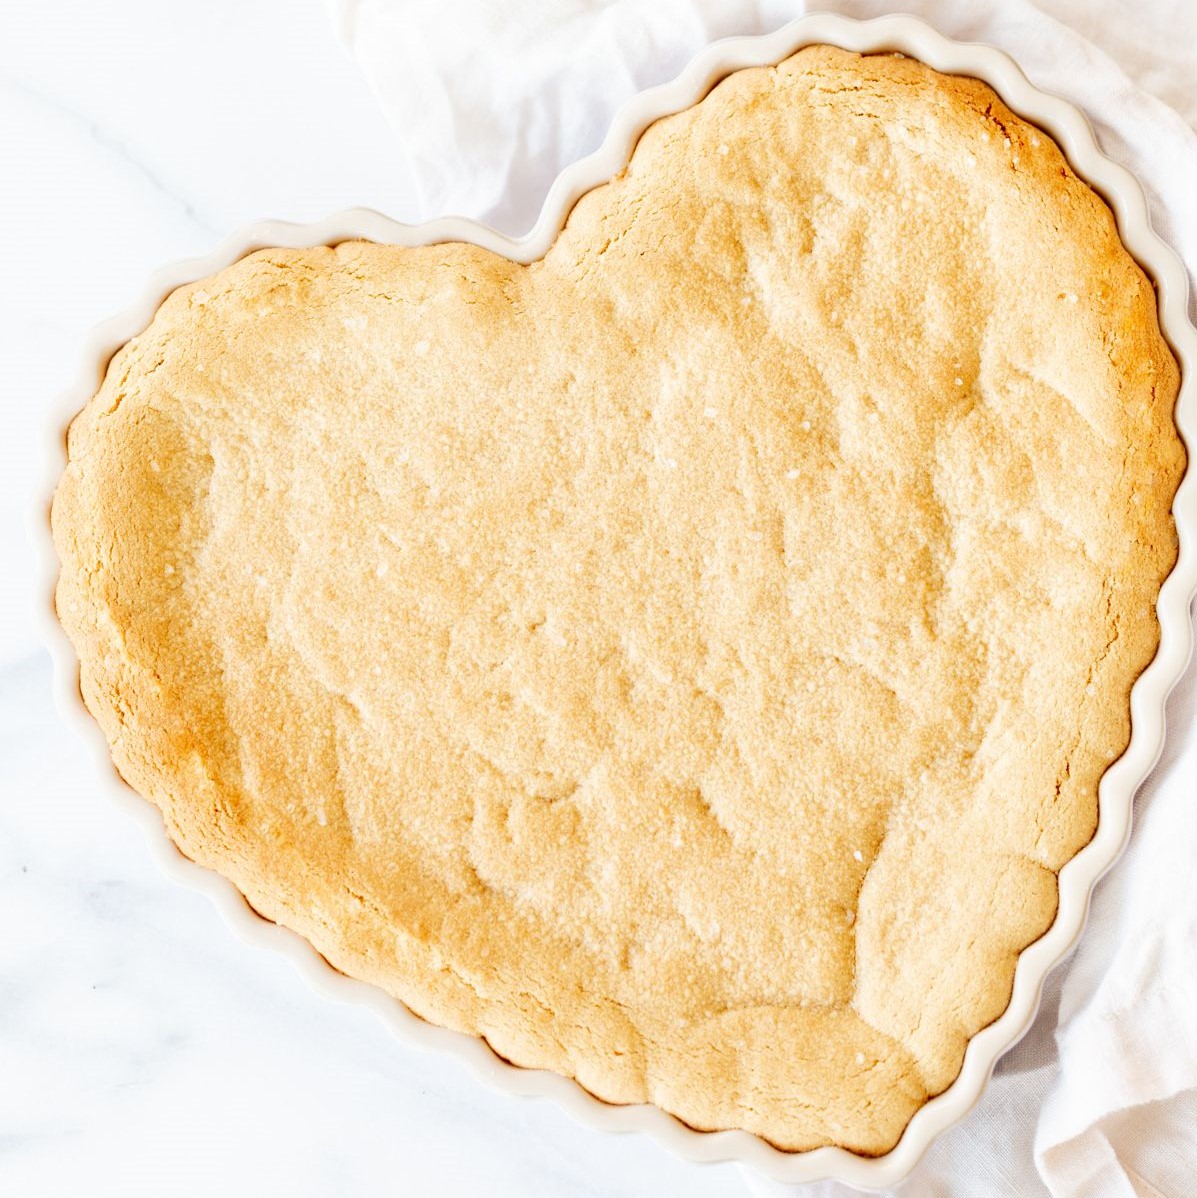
left=33, top=12, right=1197, bottom=1189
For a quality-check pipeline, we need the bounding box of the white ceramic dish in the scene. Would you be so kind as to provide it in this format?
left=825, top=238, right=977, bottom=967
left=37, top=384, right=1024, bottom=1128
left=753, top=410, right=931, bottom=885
left=33, top=12, right=1197, bottom=1189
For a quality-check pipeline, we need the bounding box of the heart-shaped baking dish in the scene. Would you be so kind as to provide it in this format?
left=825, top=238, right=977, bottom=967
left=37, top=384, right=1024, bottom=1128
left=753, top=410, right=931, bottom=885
left=37, top=12, right=1197, bottom=1188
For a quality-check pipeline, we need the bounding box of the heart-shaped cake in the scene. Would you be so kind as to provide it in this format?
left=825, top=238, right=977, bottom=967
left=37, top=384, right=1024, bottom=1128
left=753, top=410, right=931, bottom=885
left=53, top=46, right=1183, bottom=1154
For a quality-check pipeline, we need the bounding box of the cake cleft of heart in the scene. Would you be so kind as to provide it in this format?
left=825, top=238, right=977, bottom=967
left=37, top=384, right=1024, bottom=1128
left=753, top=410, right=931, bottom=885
left=52, top=46, right=1184, bottom=1154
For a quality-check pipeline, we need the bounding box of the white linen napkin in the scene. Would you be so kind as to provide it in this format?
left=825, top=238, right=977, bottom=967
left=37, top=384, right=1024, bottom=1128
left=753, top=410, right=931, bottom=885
left=325, top=1, right=1197, bottom=1193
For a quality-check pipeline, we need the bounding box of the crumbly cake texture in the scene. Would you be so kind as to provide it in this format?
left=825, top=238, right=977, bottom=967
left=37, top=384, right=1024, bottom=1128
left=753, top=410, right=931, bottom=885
left=53, top=46, right=1183, bottom=1154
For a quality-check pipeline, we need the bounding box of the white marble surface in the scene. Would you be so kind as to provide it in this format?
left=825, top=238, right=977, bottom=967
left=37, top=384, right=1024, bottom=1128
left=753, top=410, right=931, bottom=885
left=2, top=3, right=1194, bottom=1196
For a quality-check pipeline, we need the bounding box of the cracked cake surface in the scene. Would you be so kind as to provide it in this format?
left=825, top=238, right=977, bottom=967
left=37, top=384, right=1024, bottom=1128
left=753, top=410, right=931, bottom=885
left=52, top=46, right=1183, bottom=1154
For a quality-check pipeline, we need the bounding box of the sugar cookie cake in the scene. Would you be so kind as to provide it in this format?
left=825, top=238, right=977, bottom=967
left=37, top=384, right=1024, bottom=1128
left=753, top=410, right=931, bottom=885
left=52, top=47, right=1184, bottom=1153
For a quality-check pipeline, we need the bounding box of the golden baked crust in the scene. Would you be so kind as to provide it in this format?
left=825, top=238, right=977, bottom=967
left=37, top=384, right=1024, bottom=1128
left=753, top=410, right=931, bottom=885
left=53, top=47, right=1184, bottom=1154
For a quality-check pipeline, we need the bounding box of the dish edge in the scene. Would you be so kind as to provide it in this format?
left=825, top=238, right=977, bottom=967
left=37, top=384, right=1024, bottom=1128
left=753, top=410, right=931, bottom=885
left=30, top=12, right=1197, bottom=1189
